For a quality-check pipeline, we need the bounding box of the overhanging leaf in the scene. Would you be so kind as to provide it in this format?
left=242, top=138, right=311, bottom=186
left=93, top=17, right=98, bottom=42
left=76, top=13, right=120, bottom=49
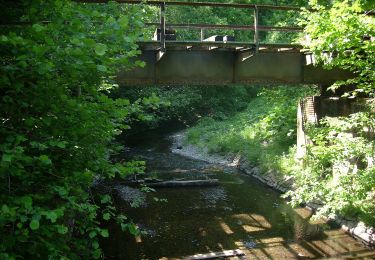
left=94, top=43, right=108, bottom=56
left=97, top=65, right=107, bottom=72
left=30, top=219, right=39, bottom=230
left=100, top=229, right=109, bottom=237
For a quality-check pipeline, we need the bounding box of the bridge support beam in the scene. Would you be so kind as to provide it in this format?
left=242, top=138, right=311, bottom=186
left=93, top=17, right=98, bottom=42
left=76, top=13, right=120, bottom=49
left=117, top=49, right=352, bottom=86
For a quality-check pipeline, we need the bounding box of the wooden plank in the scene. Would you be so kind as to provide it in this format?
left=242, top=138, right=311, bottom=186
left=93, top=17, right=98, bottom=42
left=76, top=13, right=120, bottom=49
left=182, top=249, right=245, bottom=260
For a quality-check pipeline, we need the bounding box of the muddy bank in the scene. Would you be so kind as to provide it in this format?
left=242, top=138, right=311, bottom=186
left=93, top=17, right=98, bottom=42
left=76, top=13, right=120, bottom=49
left=170, top=130, right=375, bottom=248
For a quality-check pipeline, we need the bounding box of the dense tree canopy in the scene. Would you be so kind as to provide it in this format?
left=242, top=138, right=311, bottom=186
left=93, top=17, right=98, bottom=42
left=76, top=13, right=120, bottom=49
left=300, top=0, right=375, bottom=96
left=0, top=1, right=151, bottom=258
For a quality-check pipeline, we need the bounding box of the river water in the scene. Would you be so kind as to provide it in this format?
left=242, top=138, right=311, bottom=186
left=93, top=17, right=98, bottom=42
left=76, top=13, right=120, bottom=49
left=101, top=131, right=374, bottom=259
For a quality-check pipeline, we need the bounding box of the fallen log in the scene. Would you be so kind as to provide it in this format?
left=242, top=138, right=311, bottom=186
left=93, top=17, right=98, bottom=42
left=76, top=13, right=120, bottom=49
left=147, top=179, right=219, bottom=188
left=118, top=178, right=162, bottom=186
left=182, top=249, right=245, bottom=260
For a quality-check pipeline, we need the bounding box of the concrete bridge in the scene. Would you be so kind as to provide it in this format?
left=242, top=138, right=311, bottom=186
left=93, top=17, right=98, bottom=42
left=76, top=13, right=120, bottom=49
left=117, top=41, right=352, bottom=86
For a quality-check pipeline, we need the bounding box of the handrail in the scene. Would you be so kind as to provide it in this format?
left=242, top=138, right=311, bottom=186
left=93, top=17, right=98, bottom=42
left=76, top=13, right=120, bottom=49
left=145, top=23, right=302, bottom=32
left=77, top=0, right=303, bottom=11
left=102, top=1, right=302, bottom=51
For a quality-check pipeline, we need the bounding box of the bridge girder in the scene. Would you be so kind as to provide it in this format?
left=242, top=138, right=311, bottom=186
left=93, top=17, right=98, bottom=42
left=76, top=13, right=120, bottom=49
left=117, top=43, right=352, bottom=86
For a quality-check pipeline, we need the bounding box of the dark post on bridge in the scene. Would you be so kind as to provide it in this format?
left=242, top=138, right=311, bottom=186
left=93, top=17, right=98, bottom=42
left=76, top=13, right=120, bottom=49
left=79, top=0, right=352, bottom=86
left=253, top=5, right=259, bottom=52
left=159, top=2, right=166, bottom=53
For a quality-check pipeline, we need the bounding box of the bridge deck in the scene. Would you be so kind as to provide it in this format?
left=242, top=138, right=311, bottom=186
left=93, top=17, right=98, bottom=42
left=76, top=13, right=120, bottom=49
left=138, top=41, right=303, bottom=52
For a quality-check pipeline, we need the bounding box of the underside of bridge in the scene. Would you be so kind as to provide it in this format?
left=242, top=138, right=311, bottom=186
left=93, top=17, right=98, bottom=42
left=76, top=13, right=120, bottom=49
left=118, top=42, right=353, bottom=86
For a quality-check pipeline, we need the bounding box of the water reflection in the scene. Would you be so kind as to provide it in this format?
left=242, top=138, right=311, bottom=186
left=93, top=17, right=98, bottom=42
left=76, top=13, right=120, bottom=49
left=101, top=135, right=374, bottom=259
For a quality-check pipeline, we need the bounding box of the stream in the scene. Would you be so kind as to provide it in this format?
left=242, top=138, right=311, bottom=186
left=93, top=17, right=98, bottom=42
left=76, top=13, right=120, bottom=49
left=101, top=130, right=374, bottom=259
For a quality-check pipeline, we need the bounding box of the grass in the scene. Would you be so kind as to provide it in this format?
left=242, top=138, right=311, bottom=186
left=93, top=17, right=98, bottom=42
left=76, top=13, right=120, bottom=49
left=186, top=86, right=317, bottom=173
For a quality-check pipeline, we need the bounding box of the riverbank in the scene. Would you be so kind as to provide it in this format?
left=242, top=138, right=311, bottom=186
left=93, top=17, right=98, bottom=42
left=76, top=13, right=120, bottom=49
left=170, top=130, right=375, bottom=248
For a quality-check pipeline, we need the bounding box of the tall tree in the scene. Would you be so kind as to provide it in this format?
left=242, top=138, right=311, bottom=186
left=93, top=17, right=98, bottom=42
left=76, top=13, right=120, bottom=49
left=0, top=1, right=149, bottom=258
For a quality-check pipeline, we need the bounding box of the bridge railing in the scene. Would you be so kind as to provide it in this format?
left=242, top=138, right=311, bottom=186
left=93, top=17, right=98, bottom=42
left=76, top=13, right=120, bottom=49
left=81, top=1, right=304, bottom=52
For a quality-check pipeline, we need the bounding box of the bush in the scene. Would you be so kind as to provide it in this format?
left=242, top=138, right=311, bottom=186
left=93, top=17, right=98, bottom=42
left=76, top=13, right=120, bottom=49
left=286, top=110, right=375, bottom=225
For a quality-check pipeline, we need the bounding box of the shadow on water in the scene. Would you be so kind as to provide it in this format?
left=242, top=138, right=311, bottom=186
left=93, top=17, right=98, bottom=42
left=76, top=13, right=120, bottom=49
left=101, top=130, right=375, bottom=259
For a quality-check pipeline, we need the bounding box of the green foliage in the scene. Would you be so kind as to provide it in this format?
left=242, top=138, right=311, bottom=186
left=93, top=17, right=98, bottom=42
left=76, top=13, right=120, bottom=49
left=115, top=85, right=259, bottom=131
left=299, top=0, right=375, bottom=96
left=0, top=1, right=151, bottom=258
left=286, top=110, right=375, bottom=225
left=186, top=86, right=317, bottom=171
left=279, top=0, right=375, bottom=226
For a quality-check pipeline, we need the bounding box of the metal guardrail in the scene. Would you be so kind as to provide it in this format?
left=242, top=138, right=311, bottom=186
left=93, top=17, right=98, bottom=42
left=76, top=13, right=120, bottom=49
left=79, top=0, right=303, bottom=10
left=79, top=1, right=304, bottom=53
